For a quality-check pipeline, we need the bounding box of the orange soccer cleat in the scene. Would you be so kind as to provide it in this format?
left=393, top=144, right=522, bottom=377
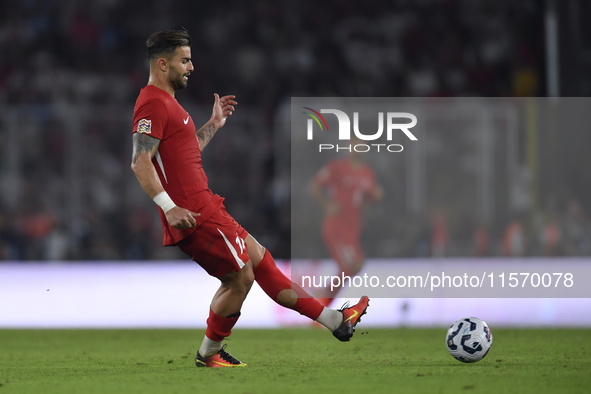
left=332, top=296, right=370, bottom=342
left=195, top=344, right=247, bottom=368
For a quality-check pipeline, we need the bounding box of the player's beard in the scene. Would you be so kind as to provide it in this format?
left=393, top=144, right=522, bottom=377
left=170, top=70, right=188, bottom=91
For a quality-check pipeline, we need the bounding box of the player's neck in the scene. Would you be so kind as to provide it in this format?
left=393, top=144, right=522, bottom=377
left=147, top=74, right=175, bottom=97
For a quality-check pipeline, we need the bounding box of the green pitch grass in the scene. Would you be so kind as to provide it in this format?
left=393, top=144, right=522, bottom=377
left=0, top=328, right=589, bottom=394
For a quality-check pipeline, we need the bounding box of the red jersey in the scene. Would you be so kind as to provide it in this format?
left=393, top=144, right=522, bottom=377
left=314, top=158, right=377, bottom=238
left=132, top=85, right=224, bottom=245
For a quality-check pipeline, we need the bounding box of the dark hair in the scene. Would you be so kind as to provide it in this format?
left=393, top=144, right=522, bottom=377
left=146, top=29, right=191, bottom=61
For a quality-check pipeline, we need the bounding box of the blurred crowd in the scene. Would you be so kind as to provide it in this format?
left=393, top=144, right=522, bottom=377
left=388, top=198, right=591, bottom=258
left=0, top=0, right=543, bottom=106
left=3, top=0, right=588, bottom=261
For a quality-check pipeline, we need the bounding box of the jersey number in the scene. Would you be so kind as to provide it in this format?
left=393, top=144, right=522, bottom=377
left=235, top=236, right=246, bottom=254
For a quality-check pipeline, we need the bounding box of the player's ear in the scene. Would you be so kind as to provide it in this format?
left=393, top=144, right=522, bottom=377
left=157, top=57, right=168, bottom=72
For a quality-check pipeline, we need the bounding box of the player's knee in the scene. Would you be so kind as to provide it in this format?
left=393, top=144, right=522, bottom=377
left=221, top=271, right=252, bottom=300
left=241, top=263, right=255, bottom=289
left=276, top=288, right=297, bottom=308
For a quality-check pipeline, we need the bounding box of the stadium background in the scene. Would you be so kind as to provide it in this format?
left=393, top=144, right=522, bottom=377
left=1, top=0, right=591, bottom=328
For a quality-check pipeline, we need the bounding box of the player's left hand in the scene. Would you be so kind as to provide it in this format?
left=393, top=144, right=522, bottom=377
left=210, top=93, right=237, bottom=130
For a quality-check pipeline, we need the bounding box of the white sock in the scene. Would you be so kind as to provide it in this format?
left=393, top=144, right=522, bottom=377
left=198, top=336, right=223, bottom=358
left=316, top=307, right=343, bottom=332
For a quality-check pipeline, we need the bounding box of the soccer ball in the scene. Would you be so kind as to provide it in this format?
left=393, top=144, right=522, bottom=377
left=446, top=317, right=493, bottom=363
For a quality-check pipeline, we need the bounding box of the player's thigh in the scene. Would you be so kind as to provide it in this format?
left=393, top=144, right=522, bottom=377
left=245, top=234, right=266, bottom=267
left=177, top=210, right=250, bottom=278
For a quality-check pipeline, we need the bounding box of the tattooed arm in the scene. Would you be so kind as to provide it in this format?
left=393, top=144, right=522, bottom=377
left=196, top=122, right=217, bottom=151
left=131, top=133, right=199, bottom=229
left=131, top=133, right=162, bottom=198
left=197, top=93, right=237, bottom=151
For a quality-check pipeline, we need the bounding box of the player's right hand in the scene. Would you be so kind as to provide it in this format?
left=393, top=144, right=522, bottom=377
left=326, top=202, right=341, bottom=215
left=165, top=206, right=201, bottom=230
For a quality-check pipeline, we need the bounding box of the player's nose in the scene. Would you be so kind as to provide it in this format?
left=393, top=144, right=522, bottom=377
left=187, top=60, right=194, bottom=72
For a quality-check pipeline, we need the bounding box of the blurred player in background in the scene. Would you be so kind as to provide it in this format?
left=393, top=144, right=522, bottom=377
left=130, top=29, right=369, bottom=368
left=309, top=143, right=383, bottom=307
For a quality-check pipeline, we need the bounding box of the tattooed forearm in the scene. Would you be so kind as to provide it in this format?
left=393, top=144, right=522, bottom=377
left=196, top=123, right=217, bottom=151
left=131, top=133, right=161, bottom=164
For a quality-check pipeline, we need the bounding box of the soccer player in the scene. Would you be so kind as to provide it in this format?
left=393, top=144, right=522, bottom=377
left=130, top=29, right=369, bottom=368
left=309, top=145, right=383, bottom=307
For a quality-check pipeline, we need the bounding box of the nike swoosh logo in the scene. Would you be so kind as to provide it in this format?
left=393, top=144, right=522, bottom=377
left=212, top=360, right=246, bottom=367
left=344, top=310, right=359, bottom=323
left=183, top=116, right=190, bottom=124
